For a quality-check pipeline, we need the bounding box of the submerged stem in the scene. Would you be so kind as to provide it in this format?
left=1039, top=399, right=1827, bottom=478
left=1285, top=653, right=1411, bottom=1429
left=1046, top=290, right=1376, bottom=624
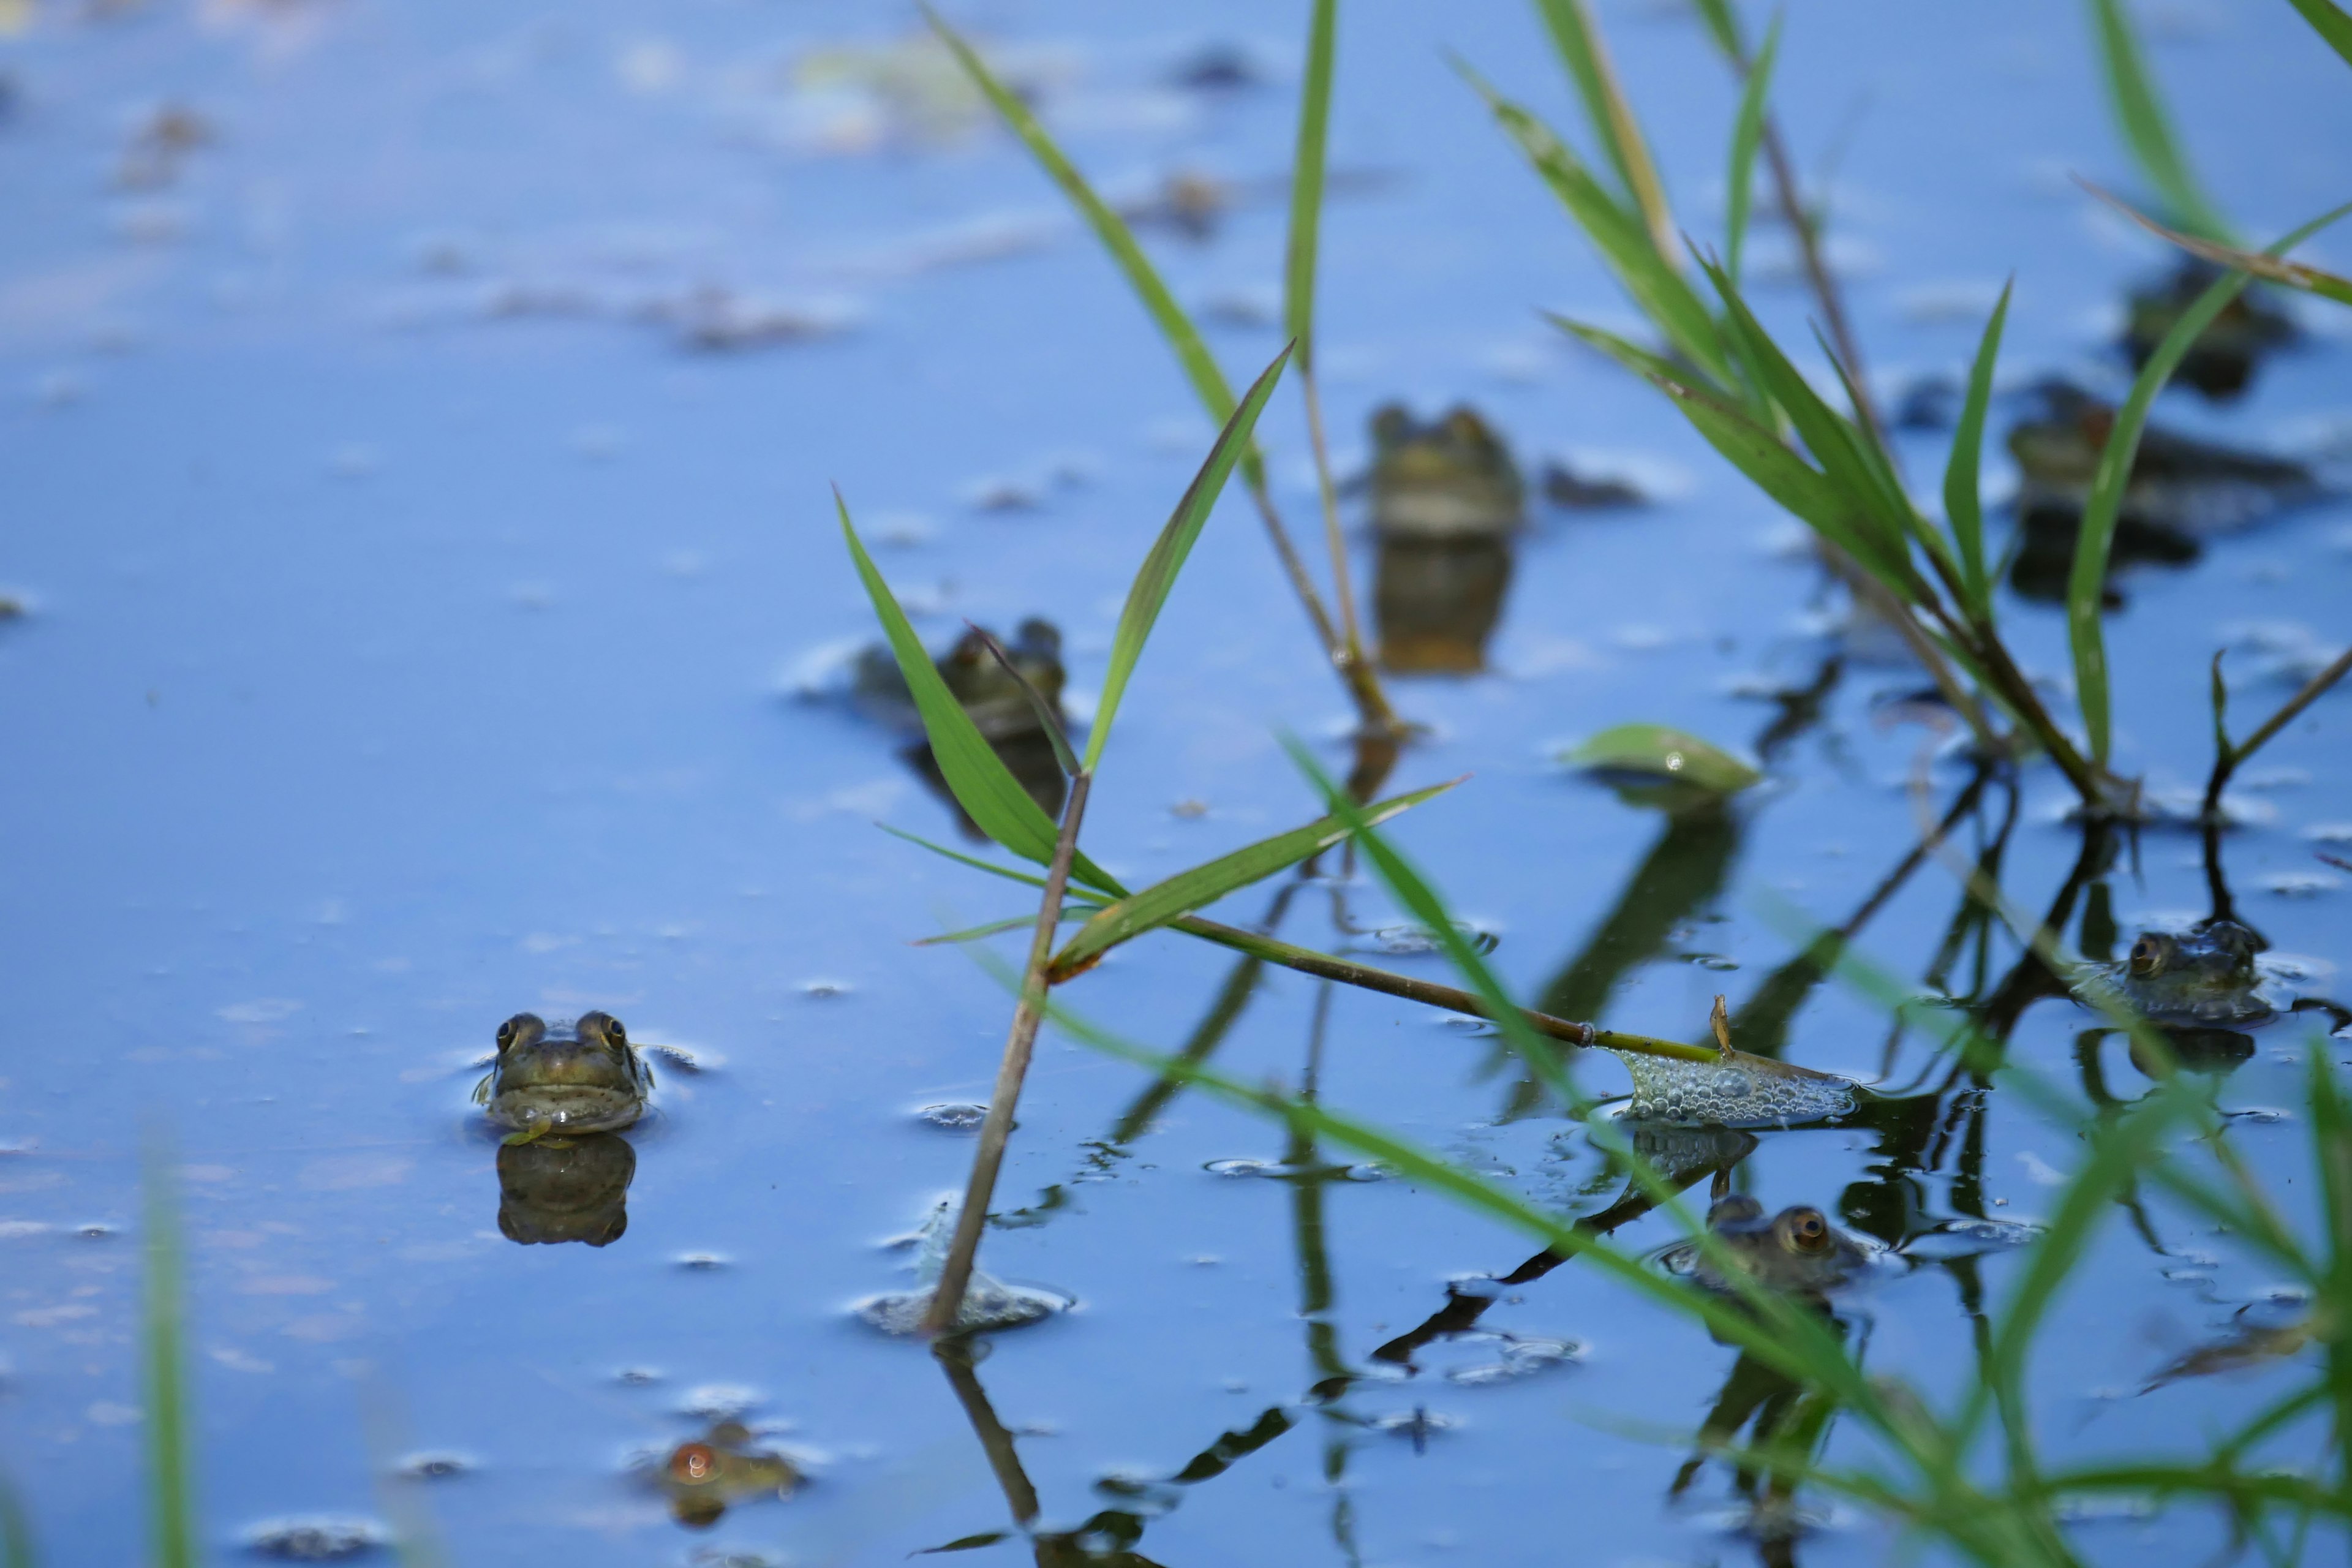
left=924, top=771, right=1095, bottom=1335
left=1168, top=914, right=1719, bottom=1063
left=1300, top=363, right=1369, bottom=678
left=2204, top=646, right=2352, bottom=821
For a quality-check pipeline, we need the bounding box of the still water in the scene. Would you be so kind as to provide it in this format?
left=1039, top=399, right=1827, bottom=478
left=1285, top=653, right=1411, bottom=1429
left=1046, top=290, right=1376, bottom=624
left=2, top=0, right=2350, bottom=1562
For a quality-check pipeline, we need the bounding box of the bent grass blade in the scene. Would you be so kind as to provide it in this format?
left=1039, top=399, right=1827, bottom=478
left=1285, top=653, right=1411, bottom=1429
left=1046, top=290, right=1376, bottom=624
left=839, top=492, right=1124, bottom=896
left=1048, top=778, right=1458, bottom=979
left=1723, top=10, right=1782, bottom=285
left=2084, top=0, right=2233, bottom=243
left=1085, top=344, right=1292, bottom=774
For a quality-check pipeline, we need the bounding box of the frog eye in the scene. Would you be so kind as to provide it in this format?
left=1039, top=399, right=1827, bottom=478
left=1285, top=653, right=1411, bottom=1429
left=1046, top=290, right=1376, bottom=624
left=605, top=1019, right=627, bottom=1046
left=1784, top=1208, right=1831, bottom=1253
left=2128, top=934, right=2173, bottom=978
left=669, top=1443, right=716, bottom=1483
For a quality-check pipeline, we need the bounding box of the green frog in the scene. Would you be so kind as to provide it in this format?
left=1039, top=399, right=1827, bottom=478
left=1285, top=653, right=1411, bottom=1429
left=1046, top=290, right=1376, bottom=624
left=2007, top=380, right=2319, bottom=601
left=473, top=1012, right=652, bottom=1142
left=1367, top=404, right=1525, bottom=540
left=853, top=618, right=1066, bottom=742
left=655, top=1420, right=801, bottom=1528
left=1665, top=1191, right=1871, bottom=1302
left=2097, top=921, right=2276, bottom=1029
left=2123, top=260, right=2296, bottom=401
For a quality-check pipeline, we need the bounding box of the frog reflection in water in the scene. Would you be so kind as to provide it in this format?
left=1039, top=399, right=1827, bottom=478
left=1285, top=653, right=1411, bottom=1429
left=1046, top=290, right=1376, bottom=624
left=654, top=1420, right=801, bottom=1529
left=853, top=618, right=1068, bottom=837
left=2007, top=381, right=2320, bottom=601
left=1366, top=404, right=1522, bottom=674
left=497, top=1133, right=635, bottom=1246
left=473, top=1011, right=652, bottom=1143
left=2123, top=259, right=2297, bottom=400
left=2101, top=921, right=2275, bottom=1030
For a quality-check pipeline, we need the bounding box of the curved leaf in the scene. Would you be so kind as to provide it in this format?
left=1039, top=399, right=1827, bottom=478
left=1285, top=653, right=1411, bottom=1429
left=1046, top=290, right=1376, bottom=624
left=1564, top=723, right=1763, bottom=794
left=1943, top=279, right=2013, bottom=624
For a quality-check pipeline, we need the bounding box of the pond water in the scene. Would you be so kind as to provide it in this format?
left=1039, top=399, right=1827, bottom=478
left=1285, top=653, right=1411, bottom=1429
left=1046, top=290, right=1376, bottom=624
left=3, top=1, right=2350, bottom=1564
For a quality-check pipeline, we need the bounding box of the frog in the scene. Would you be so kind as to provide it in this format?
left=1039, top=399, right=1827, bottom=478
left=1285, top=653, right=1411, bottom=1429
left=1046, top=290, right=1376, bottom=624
left=2007, top=380, right=2320, bottom=601
left=472, top=1011, right=652, bottom=1142
left=2095, top=921, right=2276, bottom=1030
left=1366, top=404, right=1525, bottom=540
left=2122, top=258, right=2297, bottom=401
left=654, top=1420, right=801, bottom=1529
left=852, top=617, right=1066, bottom=742
left=1664, top=1191, right=1871, bottom=1302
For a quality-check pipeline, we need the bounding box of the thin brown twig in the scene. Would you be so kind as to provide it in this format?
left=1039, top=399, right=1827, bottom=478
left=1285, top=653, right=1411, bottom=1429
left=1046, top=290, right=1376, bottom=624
left=1298, top=361, right=1369, bottom=676
left=1167, top=913, right=1722, bottom=1063
left=2204, top=646, right=2352, bottom=823
left=924, top=770, right=1094, bottom=1335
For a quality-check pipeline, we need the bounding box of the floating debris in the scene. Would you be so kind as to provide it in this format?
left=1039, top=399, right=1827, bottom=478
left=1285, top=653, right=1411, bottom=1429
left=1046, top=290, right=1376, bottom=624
left=117, top=102, right=213, bottom=190
left=395, top=1452, right=473, bottom=1480
left=1542, top=458, right=1647, bottom=510
left=855, top=1199, right=1069, bottom=1336
left=914, top=1102, right=989, bottom=1131
left=242, top=1517, right=387, bottom=1561
left=1444, top=1336, right=1581, bottom=1386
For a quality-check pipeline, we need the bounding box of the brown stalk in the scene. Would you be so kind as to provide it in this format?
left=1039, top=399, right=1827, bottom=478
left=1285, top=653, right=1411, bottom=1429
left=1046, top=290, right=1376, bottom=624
left=1298, top=361, right=1371, bottom=684
left=1241, top=477, right=1401, bottom=737
left=923, top=770, right=1093, bottom=1335
left=1167, top=914, right=1721, bottom=1063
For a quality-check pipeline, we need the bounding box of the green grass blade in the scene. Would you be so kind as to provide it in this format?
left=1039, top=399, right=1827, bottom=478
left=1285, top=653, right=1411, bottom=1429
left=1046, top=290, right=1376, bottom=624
left=142, top=1132, right=195, bottom=1568
left=1686, top=0, right=1745, bottom=59
left=2286, top=0, right=2352, bottom=70
left=924, top=6, right=1258, bottom=497
left=1085, top=344, right=1292, bottom=774
left=1723, top=11, right=1781, bottom=284
left=1548, top=314, right=1912, bottom=592
left=1049, top=778, right=1458, bottom=977
left=915, top=912, right=1089, bottom=947
left=0, top=1468, right=31, bottom=1568
left=1283, top=0, right=1337, bottom=368
left=1943, top=280, right=2012, bottom=624
left=1529, top=0, right=1678, bottom=260
left=1463, top=65, right=1732, bottom=384
left=2084, top=0, right=2233, bottom=242
left=967, top=625, right=1079, bottom=777
left=839, top=494, right=1125, bottom=895
left=2309, top=1039, right=2352, bottom=1512
left=2067, top=203, right=2352, bottom=766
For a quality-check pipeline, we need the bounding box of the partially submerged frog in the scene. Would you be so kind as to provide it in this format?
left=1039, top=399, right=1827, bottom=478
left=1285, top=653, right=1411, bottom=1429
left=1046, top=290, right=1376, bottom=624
left=654, top=1420, right=801, bottom=1529
left=1368, top=404, right=1525, bottom=540
left=473, top=1011, right=652, bottom=1142
left=1664, top=1187, right=1872, bottom=1303
left=2090, top=921, right=2277, bottom=1030
left=2008, top=380, right=2320, bottom=600
left=853, top=618, right=1066, bottom=742
left=2123, top=259, right=2297, bottom=401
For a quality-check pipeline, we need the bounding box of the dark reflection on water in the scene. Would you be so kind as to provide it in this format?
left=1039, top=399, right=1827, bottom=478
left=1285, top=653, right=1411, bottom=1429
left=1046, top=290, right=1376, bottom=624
left=1373, top=534, right=1512, bottom=676
left=496, top=1133, right=636, bottom=1248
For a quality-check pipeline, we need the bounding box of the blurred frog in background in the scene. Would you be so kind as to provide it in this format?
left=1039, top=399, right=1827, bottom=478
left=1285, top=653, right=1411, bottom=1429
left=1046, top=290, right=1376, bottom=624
left=854, top=617, right=1070, bottom=837
left=2122, top=258, right=2297, bottom=400
left=2006, top=380, right=2321, bottom=600
left=1366, top=404, right=1523, bottom=674
left=2102, top=921, right=2276, bottom=1030
left=654, top=1420, right=801, bottom=1528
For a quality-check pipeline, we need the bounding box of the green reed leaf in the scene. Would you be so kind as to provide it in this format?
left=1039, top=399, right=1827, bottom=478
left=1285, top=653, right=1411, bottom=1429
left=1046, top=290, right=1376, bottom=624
left=1049, top=778, right=1458, bottom=978
left=0, top=1468, right=31, bottom=1568
left=1723, top=10, right=1782, bottom=285
left=2067, top=202, right=2352, bottom=766
left=142, top=1132, right=195, bottom=1568
left=1464, top=66, right=1732, bottom=385
left=1087, top=344, right=1292, bottom=774
left=839, top=494, right=1125, bottom=895
left=1529, top=0, right=1678, bottom=260
left=2285, top=0, right=2352, bottom=71
left=1548, top=314, right=1914, bottom=595
left=2084, top=0, right=2233, bottom=243
left=914, top=911, right=1093, bottom=948
left=924, top=6, right=1259, bottom=498
left=1943, top=279, right=2012, bottom=625
left=1283, top=0, right=1336, bottom=369
left=1564, top=723, right=1762, bottom=794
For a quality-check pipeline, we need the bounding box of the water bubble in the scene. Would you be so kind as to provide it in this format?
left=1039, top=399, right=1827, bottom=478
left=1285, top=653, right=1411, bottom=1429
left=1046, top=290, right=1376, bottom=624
left=396, top=1452, right=473, bottom=1480
left=914, top=1102, right=988, bottom=1131
left=243, top=1517, right=387, bottom=1560
left=674, top=1253, right=732, bottom=1272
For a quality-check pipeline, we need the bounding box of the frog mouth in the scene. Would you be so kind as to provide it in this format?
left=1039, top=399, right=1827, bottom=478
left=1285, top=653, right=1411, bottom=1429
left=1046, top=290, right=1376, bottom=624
left=491, top=1083, right=642, bottom=1131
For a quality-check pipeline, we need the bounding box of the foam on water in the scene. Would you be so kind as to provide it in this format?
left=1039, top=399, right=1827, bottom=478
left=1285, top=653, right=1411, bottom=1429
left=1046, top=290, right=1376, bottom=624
left=1609, top=1047, right=1856, bottom=1128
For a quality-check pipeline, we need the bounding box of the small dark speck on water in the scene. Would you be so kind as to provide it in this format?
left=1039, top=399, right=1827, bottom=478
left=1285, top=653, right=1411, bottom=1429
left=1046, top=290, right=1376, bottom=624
left=242, top=1517, right=387, bottom=1561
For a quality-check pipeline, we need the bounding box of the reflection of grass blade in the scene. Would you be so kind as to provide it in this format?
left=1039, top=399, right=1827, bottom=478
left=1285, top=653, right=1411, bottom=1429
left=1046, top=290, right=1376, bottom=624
left=1529, top=0, right=1677, bottom=260
left=1722, top=12, right=1781, bottom=284
left=2285, top=0, right=2352, bottom=70
left=2084, top=0, right=2232, bottom=242
left=1048, top=779, right=1457, bottom=978
left=2309, top=1042, right=2352, bottom=1506
left=142, top=1133, right=195, bottom=1568
left=922, top=7, right=1257, bottom=496
left=2069, top=203, right=2352, bottom=768
left=1943, top=281, right=2012, bottom=625
left=840, top=494, right=1125, bottom=895
left=1464, top=66, right=1730, bottom=383
left=1086, top=345, right=1292, bottom=774
left=1283, top=0, right=1336, bottom=368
